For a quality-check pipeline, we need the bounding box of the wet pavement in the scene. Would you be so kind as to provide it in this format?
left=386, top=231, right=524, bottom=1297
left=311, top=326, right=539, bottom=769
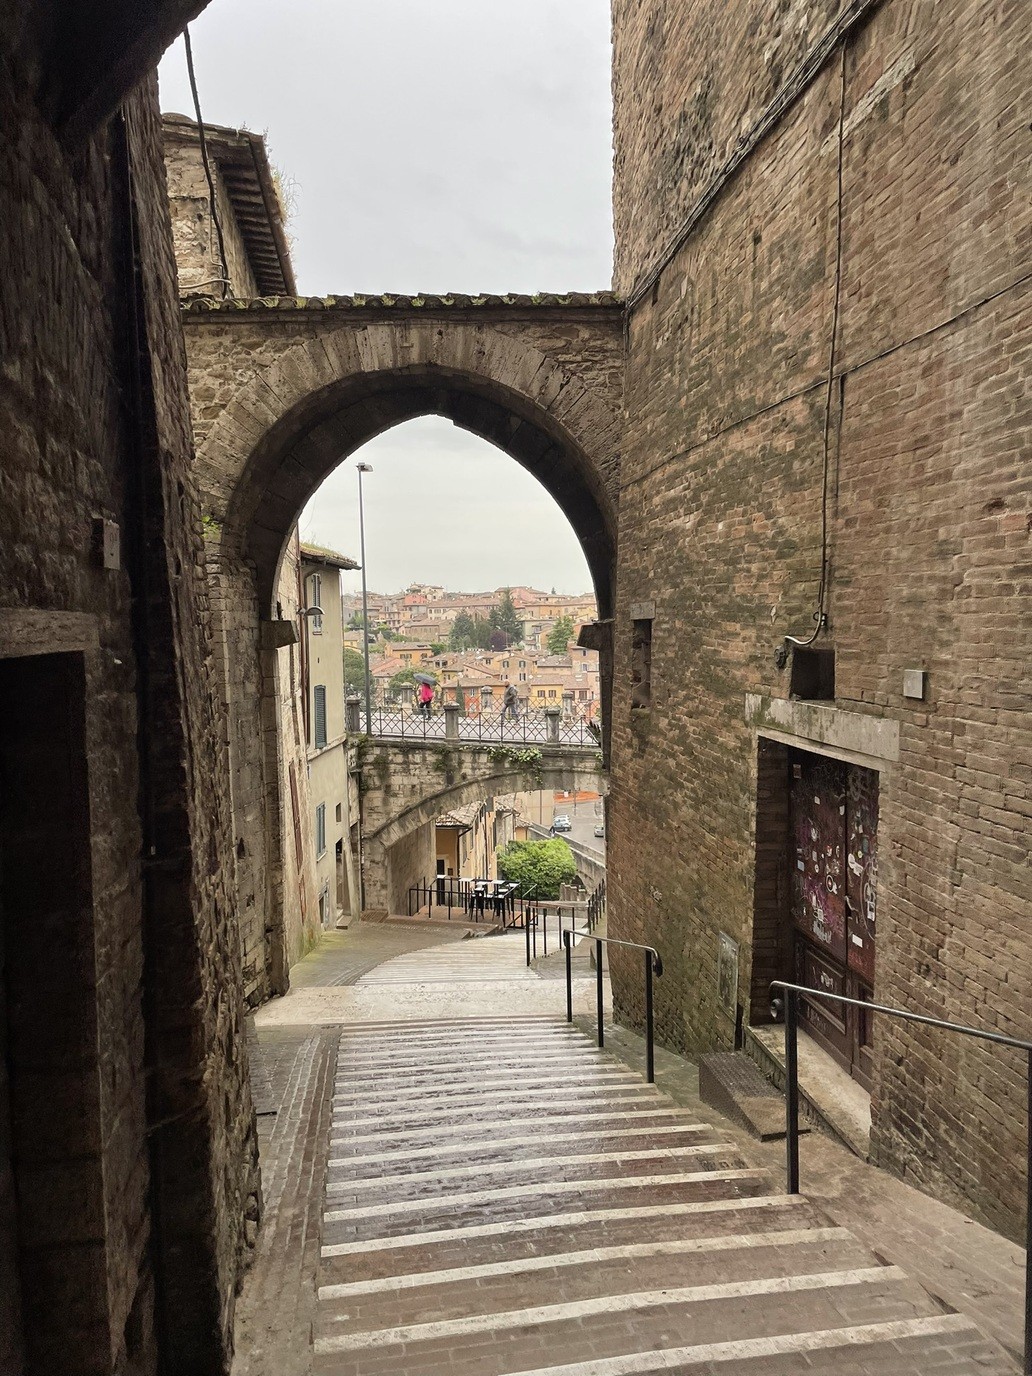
left=232, top=921, right=1021, bottom=1375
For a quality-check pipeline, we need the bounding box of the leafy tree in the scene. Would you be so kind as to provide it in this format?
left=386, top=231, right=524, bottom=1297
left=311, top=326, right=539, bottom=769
left=450, top=612, right=475, bottom=649
left=343, top=646, right=366, bottom=697
left=490, top=588, right=522, bottom=647
left=429, top=641, right=447, bottom=656
left=452, top=614, right=493, bottom=650
left=546, top=615, right=575, bottom=656
left=376, top=623, right=397, bottom=642
left=496, top=838, right=576, bottom=900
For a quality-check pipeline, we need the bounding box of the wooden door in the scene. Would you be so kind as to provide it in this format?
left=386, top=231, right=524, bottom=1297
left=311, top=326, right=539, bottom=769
left=789, top=750, right=878, bottom=1088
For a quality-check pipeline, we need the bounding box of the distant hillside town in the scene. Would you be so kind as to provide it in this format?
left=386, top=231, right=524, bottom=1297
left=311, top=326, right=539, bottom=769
left=341, top=582, right=600, bottom=718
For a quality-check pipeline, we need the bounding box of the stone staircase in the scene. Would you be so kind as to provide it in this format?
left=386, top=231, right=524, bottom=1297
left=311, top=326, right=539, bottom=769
left=313, top=1016, right=1012, bottom=1375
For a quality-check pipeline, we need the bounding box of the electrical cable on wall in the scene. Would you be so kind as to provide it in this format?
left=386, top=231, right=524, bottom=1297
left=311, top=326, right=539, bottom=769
left=183, top=27, right=230, bottom=297
left=778, top=43, right=848, bottom=664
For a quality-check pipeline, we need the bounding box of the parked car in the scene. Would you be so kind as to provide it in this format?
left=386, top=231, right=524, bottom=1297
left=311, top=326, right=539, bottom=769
left=552, top=815, right=572, bottom=831
left=593, top=824, right=605, bottom=838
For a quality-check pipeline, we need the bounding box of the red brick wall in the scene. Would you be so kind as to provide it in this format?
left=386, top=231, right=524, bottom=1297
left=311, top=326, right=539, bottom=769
left=610, top=0, right=1032, bottom=1238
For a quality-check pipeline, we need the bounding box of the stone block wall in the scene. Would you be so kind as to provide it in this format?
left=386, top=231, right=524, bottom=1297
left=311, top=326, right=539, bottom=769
left=609, top=0, right=1032, bottom=1238
left=164, top=137, right=258, bottom=298
left=0, top=24, right=257, bottom=1370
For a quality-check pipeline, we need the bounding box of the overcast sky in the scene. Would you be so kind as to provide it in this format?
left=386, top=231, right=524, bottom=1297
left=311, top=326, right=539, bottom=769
left=159, top=1, right=612, bottom=595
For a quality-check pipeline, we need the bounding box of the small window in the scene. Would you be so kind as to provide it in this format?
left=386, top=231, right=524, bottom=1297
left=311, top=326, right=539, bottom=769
left=315, top=803, right=327, bottom=857
left=313, top=685, right=327, bottom=748
left=631, top=618, right=653, bottom=710
left=335, top=802, right=342, bottom=823
left=310, top=574, right=323, bottom=634
left=519, top=660, right=526, bottom=669
left=789, top=646, right=835, bottom=701
left=548, top=689, right=556, bottom=699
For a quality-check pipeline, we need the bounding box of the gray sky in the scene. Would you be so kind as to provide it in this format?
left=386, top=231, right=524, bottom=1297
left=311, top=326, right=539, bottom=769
left=159, top=2, right=612, bottom=595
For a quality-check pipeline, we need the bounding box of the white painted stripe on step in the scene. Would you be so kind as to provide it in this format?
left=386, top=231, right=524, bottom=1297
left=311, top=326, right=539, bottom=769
left=327, top=1139, right=732, bottom=1194
left=334, top=1069, right=638, bottom=1100
left=320, top=1192, right=802, bottom=1258
left=317, top=1225, right=853, bottom=1298
left=326, top=1143, right=732, bottom=1193
left=333, top=1121, right=710, bottom=1167
left=314, top=1266, right=904, bottom=1352
left=323, top=1168, right=763, bottom=1222
left=336, top=1050, right=605, bottom=1073
left=331, top=1105, right=694, bottom=1148
left=332, top=1083, right=660, bottom=1117
left=340, top=1034, right=582, bottom=1050
left=332, top=1095, right=660, bottom=1133
left=480, top=1314, right=977, bottom=1375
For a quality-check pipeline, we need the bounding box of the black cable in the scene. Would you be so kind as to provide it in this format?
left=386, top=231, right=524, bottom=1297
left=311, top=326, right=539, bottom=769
left=785, top=41, right=847, bottom=650
left=184, top=27, right=230, bottom=297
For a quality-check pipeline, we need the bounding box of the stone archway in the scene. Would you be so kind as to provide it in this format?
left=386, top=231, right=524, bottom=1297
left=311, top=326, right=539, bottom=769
left=183, top=298, right=623, bottom=1002
left=357, top=739, right=603, bottom=912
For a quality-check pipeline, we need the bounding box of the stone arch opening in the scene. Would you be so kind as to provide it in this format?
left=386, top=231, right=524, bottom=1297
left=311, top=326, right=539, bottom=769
left=224, top=363, right=617, bottom=621
left=360, top=751, right=604, bottom=916
left=190, top=311, right=620, bottom=1004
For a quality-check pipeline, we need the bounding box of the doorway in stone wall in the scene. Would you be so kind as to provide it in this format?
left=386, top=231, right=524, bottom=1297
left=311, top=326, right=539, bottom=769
left=0, top=652, right=100, bottom=1373
left=788, top=748, right=878, bottom=1090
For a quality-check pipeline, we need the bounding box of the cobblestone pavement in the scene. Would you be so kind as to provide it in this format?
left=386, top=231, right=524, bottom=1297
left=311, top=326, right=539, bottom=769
left=235, top=923, right=1020, bottom=1374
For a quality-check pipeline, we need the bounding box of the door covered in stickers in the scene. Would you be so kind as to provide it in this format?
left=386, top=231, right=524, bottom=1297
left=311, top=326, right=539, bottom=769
left=789, top=749, right=879, bottom=1089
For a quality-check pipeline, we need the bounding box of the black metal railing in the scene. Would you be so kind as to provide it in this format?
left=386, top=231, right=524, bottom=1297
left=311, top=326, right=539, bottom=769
left=407, top=876, right=538, bottom=927
left=586, top=876, right=606, bottom=931
left=771, top=979, right=1032, bottom=1375
left=358, top=704, right=598, bottom=748
left=561, top=930, right=663, bottom=1083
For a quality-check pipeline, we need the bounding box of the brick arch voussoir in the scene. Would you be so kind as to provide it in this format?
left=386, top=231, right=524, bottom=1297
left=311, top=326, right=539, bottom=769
left=198, top=318, right=619, bottom=528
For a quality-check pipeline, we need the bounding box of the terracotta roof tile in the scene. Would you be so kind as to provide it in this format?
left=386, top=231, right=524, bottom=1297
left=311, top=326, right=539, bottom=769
left=182, top=290, right=622, bottom=314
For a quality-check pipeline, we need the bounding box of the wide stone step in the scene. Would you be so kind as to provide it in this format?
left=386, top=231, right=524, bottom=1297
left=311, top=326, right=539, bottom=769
left=331, top=1123, right=724, bottom=1177
left=311, top=1266, right=951, bottom=1373
left=319, top=1194, right=826, bottom=1282
left=316, top=1225, right=873, bottom=1331
left=313, top=1016, right=1005, bottom=1376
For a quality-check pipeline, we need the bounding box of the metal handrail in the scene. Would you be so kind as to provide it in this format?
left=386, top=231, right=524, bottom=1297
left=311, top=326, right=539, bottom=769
left=564, top=930, right=663, bottom=1082
left=770, top=978, right=1032, bottom=1374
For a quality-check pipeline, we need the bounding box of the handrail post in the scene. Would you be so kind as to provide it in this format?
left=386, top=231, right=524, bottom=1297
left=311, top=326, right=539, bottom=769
left=785, top=987, right=800, bottom=1194
left=565, top=929, right=573, bottom=1023
left=595, top=937, right=604, bottom=1048
left=645, top=950, right=655, bottom=1084
left=543, top=906, right=548, bottom=957
left=525, top=907, right=531, bottom=967
left=1025, top=1047, right=1031, bottom=1375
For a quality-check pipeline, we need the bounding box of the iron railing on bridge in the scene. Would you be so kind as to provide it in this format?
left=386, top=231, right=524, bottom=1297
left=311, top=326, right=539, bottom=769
left=352, top=702, right=600, bottom=748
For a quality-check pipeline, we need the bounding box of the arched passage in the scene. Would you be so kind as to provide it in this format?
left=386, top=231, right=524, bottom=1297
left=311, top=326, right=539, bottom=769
left=185, top=302, right=622, bottom=1002
left=358, top=743, right=604, bottom=914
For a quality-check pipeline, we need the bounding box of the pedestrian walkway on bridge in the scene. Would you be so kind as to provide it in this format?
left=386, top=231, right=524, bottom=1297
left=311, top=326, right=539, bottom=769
left=234, top=924, right=1023, bottom=1375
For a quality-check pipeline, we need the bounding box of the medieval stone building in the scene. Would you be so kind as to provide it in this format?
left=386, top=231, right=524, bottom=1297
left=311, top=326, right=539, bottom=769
left=0, top=0, right=1028, bottom=1371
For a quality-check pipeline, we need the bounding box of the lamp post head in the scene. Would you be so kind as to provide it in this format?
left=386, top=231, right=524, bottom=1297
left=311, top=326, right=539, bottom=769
left=356, top=462, right=373, bottom=474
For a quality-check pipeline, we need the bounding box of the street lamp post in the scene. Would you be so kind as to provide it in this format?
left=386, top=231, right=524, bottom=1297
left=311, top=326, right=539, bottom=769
left=356, top=462, right=374, bottom=733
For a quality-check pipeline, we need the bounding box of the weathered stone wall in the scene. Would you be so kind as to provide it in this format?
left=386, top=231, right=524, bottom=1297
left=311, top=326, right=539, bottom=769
left=164, top=140, right=258, bottom=297
left=609, top=0, right=1032, bottom=1238
left=385, top=821, right=437, bottom=915
left=0, top=24, right=257, bottom=1369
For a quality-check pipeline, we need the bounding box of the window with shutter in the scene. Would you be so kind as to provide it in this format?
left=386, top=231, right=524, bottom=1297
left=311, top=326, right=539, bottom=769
left=314, top=685, right=327, bottom=748
left=315, top=803, right=327, bottom=857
